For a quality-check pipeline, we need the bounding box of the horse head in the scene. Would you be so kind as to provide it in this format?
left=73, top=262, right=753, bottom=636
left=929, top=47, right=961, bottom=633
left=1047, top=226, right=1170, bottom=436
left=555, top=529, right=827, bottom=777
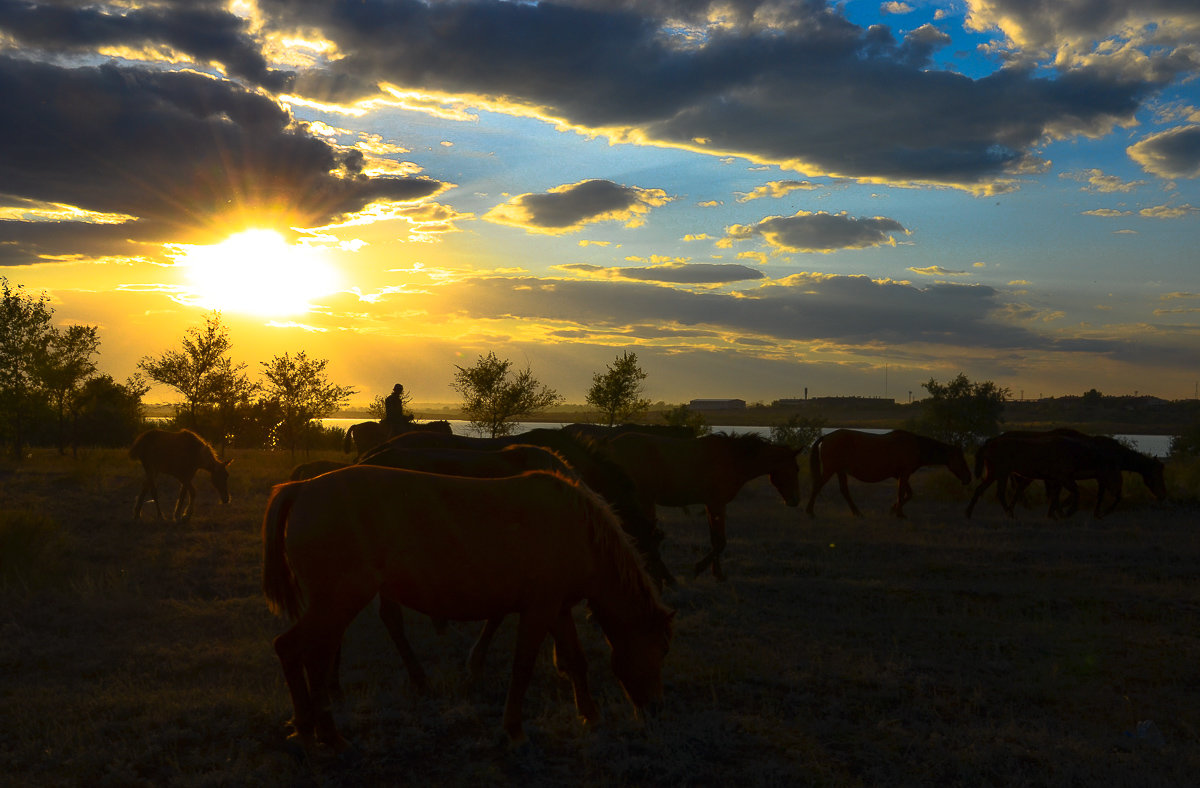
left=607, top=610, right=673, bottom=713
left=211, top=458, right=233, bottom=504
left=1142, top=459, right=1168, bottom=500
left=947, top=445, right=972, bottom=485
left=768, top=447, right=803, bottom=507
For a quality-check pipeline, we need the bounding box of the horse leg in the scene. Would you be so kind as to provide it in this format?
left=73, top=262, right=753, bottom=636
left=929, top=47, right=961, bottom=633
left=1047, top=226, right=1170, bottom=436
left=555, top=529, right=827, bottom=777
left=693, top=504, right=727, bottom=581
left=502, top=605, right=557, bottom=745
left=965, top=475, right=995, bottom=518
left=467, top=616, right=504, bottom=684
left=1045, top=480, right=1062, bottom=518
left=891, top=475, right=913, bottom=518
left=805, top=469, right=833, bottom=517
left=1100, top=475, right=1123, bottom=517
left=1062, top=480, right=1081, bottom=517
left=549, top=609, right=598, bottom=725
left=378, top=596, right=428, bottom=693
left=133, top=475, right=159, bottom=521
left=273, top=611, right=350, bottom=750
left=174, top=476, right=197, bottom=522
left=836, top=472, right=862, bottom=517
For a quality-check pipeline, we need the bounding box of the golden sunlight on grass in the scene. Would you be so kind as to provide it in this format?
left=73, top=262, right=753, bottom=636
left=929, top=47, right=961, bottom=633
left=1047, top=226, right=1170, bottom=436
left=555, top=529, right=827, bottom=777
left=174, top=229, right=342, bottom=317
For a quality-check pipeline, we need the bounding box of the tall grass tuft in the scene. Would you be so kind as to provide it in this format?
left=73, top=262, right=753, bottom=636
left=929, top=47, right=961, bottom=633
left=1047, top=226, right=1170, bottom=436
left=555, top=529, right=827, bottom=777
left=0, top=509, right=66, bottom=589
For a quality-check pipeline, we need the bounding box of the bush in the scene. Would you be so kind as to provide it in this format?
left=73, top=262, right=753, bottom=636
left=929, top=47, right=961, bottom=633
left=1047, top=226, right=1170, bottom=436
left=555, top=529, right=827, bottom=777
left=769, top=414, right=825, bottom=450
left=1170, top=423, right=1200, bottom=459
left=662, top=404, right=710, bottom=437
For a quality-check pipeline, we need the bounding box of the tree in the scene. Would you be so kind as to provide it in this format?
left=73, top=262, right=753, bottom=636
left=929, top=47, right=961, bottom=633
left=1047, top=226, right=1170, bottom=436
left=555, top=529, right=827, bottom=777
left=260, top=351, right=355, bottom=456
left=586, top=351, right=650, bottom=426
left=39, top=324, right=100, bottom=454
left=208, top=360, right=261, bottom=454
left=662, top=403, right=710, bottom=437
left=72, top=375, right=147, bottom=448
left=919, top=373, right=1009, bottom=449
left=451, top=351, right=562, bottom=437
left=138, top=312, right=241, bottom=430
left=0, top=278, right=55, bottom=459
left=769, top=414, right=826, bottom=450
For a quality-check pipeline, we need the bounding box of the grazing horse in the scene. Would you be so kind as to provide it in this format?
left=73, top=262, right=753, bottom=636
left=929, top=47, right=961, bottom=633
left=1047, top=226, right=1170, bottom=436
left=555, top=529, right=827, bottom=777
left=129, top=428, right=233, bottom=522
left=604, top=432, right=803, bottom=580
left=1003, top=428, right=1167, bottom=514
left=806, top=429, right=972, bottom=518
left=966, top=432, right=1126, bottom=519
left=362, top=428, right=674, bottom=588
left=336, top=443, right=579, bottom=690
left=262, top=465, right=673, bottom=749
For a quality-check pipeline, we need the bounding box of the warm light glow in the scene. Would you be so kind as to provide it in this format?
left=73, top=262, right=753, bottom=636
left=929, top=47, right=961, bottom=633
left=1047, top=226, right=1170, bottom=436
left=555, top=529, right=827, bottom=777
left=175, top=230, right=342, bottom=317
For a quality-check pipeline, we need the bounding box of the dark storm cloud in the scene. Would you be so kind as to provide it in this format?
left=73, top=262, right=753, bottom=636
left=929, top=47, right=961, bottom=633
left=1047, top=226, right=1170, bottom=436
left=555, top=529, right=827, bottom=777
left=0, top=56, right=443, bottom=262
left=560, top=262, right=764, bottom=283
left=722, top=211, right=907, bottom=252
left=0, top=0, right=291, bottom=90
left=1127, top=125, right=1200, bottom=178
left=484, top=180, right=670, bottom=233
left=430, top=271, right=1053, bottom=350
left=260, top=0, right=1176, bottom=188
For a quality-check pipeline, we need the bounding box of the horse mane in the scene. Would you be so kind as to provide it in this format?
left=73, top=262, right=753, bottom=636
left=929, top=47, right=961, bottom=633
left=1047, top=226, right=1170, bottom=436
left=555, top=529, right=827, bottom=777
left=129, top=427, right=220, bottom=466
left=569, top=477, right=667, bottom=618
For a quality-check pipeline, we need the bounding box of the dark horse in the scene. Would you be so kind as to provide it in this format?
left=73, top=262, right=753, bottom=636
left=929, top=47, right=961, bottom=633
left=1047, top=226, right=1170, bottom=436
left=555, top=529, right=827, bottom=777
left=1002, top=428, right=1167, bottom=515
left=129, top=428, right=232, bottom=522
left=343, top=420, right=454, bottom=456
left=263, top=466, right=673, bottom=749
left=362, top=428, right=674, bottom=588
left=604, top=432, right=803, bottom=581
left=966, top=431, right=1132, bottom=519
left=806, top=429, right=972, bottom=518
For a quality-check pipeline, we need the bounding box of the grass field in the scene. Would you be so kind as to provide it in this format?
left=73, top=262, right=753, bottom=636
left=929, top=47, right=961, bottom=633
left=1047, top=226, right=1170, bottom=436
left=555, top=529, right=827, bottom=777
left=2, top=446, right=1199, bottom=786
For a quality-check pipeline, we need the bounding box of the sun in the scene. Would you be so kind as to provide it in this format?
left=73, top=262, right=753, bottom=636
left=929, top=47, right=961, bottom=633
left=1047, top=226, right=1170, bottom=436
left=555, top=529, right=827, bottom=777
left=175, top=229, right=342, bottom=317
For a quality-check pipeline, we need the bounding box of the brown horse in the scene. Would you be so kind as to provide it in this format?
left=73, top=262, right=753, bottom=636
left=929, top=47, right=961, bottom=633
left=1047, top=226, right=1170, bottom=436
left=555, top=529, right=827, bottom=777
left=966, top=432, right=1126, bottom=519
left=1002, top=428, right=1167, bottom=515
left=335, top=443, right=580, bottom=690
left=262, top=466, right=673, bottom=749
left=129, top=428, right=232, bottom=522
left=604, top=432, right=803, bottom=580
left=806, top=429, right=971, bottom=518
left=362, top=428, right=674, bottom=588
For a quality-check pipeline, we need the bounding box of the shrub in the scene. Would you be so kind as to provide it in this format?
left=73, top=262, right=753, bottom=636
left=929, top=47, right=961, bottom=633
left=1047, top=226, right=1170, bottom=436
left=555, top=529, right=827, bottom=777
left=769, top=414, right=825, bottom=450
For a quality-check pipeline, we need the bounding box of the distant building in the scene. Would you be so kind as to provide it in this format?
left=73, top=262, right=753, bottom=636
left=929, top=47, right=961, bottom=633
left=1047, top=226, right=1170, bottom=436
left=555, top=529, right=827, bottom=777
left=689, top=398, right=747, bottom=411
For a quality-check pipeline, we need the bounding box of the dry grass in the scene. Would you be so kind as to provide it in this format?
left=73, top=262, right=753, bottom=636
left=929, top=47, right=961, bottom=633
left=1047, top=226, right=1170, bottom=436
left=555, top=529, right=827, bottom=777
left=1, top=448, right=1198, bottom=786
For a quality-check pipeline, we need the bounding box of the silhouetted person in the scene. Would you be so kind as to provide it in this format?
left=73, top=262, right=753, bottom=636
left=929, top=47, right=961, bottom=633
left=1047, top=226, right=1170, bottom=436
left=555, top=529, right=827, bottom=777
left=383, top=383, right=412, bottom=436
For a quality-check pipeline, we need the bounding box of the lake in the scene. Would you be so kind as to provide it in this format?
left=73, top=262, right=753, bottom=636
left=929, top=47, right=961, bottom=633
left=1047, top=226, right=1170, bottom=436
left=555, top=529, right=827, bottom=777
left=322, top=418, right=1176, bottom=458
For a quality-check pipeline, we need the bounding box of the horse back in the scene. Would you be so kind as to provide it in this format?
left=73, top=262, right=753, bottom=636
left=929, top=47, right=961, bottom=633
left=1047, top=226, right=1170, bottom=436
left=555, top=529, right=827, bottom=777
left=130, top=428, right=211, bottom=479
left=816, top=429, right=911, bottom=482
left=281, top=467, right=605, bottom=619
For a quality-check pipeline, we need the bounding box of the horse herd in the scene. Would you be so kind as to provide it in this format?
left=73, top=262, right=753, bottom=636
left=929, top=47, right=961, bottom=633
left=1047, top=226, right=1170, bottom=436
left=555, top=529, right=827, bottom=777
left=127, top=422, right=1168, bottom=751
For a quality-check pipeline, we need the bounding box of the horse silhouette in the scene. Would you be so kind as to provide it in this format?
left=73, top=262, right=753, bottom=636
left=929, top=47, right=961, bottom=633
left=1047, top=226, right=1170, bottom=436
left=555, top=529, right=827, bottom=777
left=604, top=432, right=803, bottom=581
left=966, top=431, right=1127, bottom=519
left=129, top=428, right=232, bottom=522
left=262, top=465, right=673, bottom=749
left=806, top=429, right=971, bottom=518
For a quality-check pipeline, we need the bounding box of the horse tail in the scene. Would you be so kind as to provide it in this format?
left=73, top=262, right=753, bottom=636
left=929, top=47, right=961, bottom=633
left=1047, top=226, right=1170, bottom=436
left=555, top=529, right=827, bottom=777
left=262, top=481, right=304, bottom=620
left=808, top=434, right=824, bottom=483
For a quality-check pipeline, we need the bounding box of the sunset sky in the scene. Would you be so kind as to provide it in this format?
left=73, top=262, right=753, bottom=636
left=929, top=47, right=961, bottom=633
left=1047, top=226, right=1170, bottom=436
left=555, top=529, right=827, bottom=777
left=2, top=0, right=1199, bottom=407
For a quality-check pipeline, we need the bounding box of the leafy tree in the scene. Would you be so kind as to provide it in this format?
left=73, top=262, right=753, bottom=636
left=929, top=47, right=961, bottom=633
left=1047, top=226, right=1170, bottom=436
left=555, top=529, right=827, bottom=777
left=72, top=375, right=147, bottom=448
left=451, top=351, right=561, bottom=437
left=586, top=351, right=650, bottom=426
left=207, top=360, right=260, bottom=454
left=662, top=403, right=710, bottom=437
left=0, top=278, right=55, bottom=459
left=260, top=351, right=355, bottom=456
left=138, top=312, right=241, bottom=430
left=919, top=373, right=1009, bottom=449
left=1170, top=423, right=1200, bottom=459
left=40, top=324, right=100, bottom=454
left=769, top=414, right=826, bottom=450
